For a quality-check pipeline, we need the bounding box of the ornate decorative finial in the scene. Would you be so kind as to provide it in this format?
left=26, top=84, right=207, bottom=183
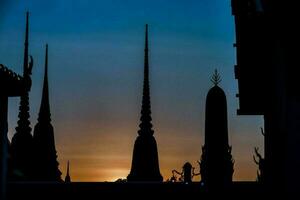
left=210, top=69, right=221, bottom=86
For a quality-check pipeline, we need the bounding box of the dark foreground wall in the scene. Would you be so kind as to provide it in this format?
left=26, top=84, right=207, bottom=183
left=7, top=182, right=264, bottom=200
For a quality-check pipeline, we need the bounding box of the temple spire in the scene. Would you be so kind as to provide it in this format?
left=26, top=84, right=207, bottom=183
left=200, top=70, right=234, bottom=188
left=23, top=11, right=29, bottom=76
left=15, top=11, right=32, bottom=134
left=15, top=11, right=32, bottom=138
left=10, top=11, right=34, bottom=181
left=33, top=44, right=62, bottom=182
left=138, top=24, right=153, bottom=136
left=65, top=161, right=71, bottom=183
left=38, top=44, right=51, bottom=123
left=127, top=24, right=163, bottom=182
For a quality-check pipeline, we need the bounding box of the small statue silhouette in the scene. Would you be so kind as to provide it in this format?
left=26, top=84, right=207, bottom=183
left=171, top=162, right=200, bottom=183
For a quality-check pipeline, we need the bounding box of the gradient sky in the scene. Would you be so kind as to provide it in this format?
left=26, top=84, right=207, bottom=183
left=0, top=0, right=263, bottom=181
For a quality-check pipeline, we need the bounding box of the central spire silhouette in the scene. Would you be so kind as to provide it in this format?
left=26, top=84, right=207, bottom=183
left=127, top=24, right=163, bottom=182
left=138, top=24, right=153, bottom=137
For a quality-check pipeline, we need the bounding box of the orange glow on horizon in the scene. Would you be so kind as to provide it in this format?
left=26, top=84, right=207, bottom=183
left=57, top=128, right=260, bottom=182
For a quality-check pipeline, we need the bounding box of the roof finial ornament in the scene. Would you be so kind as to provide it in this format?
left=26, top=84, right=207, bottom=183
left=211, top=69, right=221, bottom=86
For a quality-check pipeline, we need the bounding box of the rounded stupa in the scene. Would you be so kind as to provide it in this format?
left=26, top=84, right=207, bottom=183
left=200, top=70, right=234, bottom=188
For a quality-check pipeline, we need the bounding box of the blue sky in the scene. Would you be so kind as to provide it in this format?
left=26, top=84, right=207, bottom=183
left=0, top=0, right=263, bottom=181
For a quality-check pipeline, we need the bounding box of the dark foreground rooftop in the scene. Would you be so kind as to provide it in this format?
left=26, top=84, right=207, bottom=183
left=7, top=181, right=265, bottom=200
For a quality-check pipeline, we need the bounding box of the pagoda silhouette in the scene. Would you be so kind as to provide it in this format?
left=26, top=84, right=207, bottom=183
left=32, top=44, right=62, bottom=182
left=127, top=24, right=163, bottom=182
left=0, top=53, right=32, bottom=200
left=200, top=70, right=234, bottom=188
left=5, top=13, right=62, bottom=182
left=9, top=12, right=35, bottom=181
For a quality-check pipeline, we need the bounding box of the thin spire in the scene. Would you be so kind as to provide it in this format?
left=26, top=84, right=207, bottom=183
left=65, top=161, right=71, bottom=183
left=211, top=69, right=221, bottom=86
left=145, top=24, right=148, bottom=58
left=23, top=11, right=29, bottom=76
left=23, top=11, right=33, bottom=77
left=144, top=24, right=149, bottom=88
left=138, top=24, right=153, bottom=136
left=127, top=24, right=163, bottom=182
left=14, top=12, right=32, bottom=135
left=11, top=12, right=34, bottom=181
left=67, top=161, right=70, bottom=174
left=32, top=44, right=62, bottom=181
left=38, top=44, right=51, bottom=123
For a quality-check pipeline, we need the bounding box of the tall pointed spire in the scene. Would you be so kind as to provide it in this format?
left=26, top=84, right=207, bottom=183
left=127, top=24, right=163, bottom=182
left=23, top=11, right=29, bottom=76
left=16, top=11, right=31, bottom=135
left=33, top=44, right=62, bottom=182
left=138, top=24, right=153, bottom=136
left=38, top=44, right=51, bottom=123
left=65, top=161, right=71, bottom=183
left=10, top=12, right=34, bottom=181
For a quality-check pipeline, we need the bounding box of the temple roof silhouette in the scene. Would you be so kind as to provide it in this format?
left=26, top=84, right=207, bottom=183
left=0, top=64, right=25, bottom=96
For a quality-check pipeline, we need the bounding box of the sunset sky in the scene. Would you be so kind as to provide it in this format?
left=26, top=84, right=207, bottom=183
left=0, top=0, right=263, bottom=181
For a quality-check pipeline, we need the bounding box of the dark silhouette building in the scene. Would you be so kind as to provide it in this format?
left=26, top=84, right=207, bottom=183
left=127, top=24, right=163, bottom=182
left=32, top=44, right=62, bottom=182
left=200, top=70, right=234, bottom=188
left=9, top=12, right=35, bottom=181
left=232, top=0, right=300, bottom=193
left=0, top=63, right=30, bottom=199
left=65, top=161, right=71, bottom=183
